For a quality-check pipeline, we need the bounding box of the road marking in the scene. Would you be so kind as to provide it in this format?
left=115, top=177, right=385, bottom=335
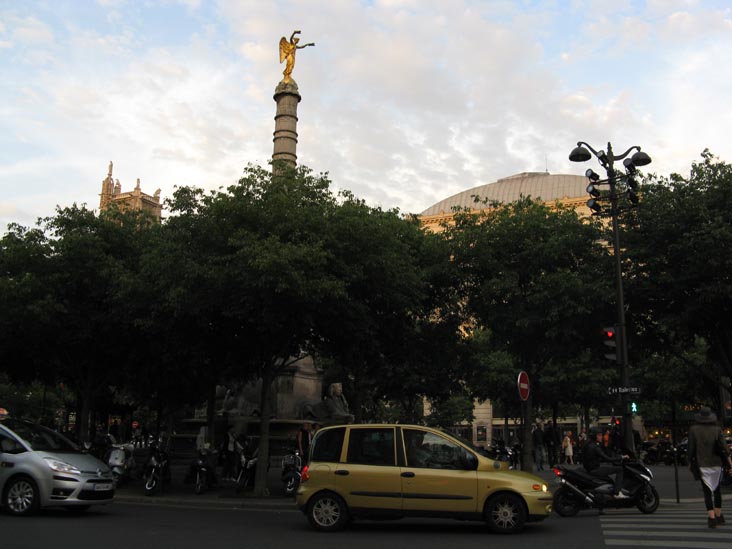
left=601, top=505, right=732, bottom=549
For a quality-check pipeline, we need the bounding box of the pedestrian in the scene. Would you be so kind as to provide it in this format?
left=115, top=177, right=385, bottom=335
left=222, top=425, right=240, bottom=481
left=562, top=431, right=574, bottom=464
left=544, top=423, right=557, bottom=466
left=532, top=422, right=546, bottom=471
left=577, top=428, right=588, bottom=465
left=687, top=406, right=732, bottom=528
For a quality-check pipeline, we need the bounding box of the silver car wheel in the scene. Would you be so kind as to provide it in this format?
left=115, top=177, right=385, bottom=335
left=485, top=493, right=526, bottom=534
left=312, top=496, right=341, bottom=527
left=7, top=478, right=37, bottom=515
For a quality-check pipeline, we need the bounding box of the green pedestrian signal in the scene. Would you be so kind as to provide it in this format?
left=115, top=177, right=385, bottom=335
left=631, top=402, right=638, bottom=414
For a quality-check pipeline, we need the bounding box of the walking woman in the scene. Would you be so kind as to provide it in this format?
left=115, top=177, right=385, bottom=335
left=562, top=431, right=574, bottom=465
left=688, top=406, right=732, bottom=528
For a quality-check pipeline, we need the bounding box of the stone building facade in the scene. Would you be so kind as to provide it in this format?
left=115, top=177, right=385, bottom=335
left=99, top=161, right=162, bottom=222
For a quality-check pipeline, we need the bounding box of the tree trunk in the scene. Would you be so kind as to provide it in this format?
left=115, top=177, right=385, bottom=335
left=253, top=368, right=274, bottom=497
left=79, top=380, right=93, bottom=443
left=206, top=383, right=216, bottom=446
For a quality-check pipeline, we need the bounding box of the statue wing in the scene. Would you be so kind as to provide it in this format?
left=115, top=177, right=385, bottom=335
left=279, top=37, right=289, bottom=63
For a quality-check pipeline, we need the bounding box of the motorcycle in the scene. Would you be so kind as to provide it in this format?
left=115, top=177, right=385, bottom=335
left=188, top=445, right=217, bottom=495
left=107, top=442, right=136, bottom=484
left=235, top=437, right=259, bottom=493
left=552, top=459, right=659, bottom=516
left=143, top=440, right=170, bottom=496
left=85, top=434, right=135, bottom=484
left=484, top=440, right=512, bottom=465
left=281, top=450, right=302, bottom=497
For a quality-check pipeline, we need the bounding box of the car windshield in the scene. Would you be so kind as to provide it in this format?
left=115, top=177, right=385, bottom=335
left=1, top=419, right=80, bottom=452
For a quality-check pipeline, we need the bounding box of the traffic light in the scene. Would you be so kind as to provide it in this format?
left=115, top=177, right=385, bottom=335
left=587, top=197, right=602, bottom=214
left=623, top=157, right=639, bottom=206
left=586, top=170, right=604, bottom=215
left=626, top=176, right=639, bottom=205
left=603, top=326, right=617, bottom=361
left=631, top=402, right=638, bottom=414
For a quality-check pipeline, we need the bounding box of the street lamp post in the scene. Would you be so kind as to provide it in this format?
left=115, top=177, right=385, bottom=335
left=569, top=141, right=651, bottom=455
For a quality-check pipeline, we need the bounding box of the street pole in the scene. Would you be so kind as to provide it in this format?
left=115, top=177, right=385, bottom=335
left=606, top=143, right=634, bottom=455
left=570, top=140, right=651, bottom=457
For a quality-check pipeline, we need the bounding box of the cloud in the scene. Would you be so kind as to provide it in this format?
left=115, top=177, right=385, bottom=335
left=2, top=0, right=732, bottom=228
left=10, top=16, right=54, bottom=45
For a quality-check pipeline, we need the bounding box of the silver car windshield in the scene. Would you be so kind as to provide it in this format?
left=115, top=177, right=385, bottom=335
left=1, top=419, right=80, bottom=452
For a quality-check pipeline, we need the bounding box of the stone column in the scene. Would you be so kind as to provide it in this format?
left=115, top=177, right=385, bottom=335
left=272, top=80, right=301, bottom=169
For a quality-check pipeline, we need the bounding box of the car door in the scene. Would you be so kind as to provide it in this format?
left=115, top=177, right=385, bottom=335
left=335, top=427, right=402, bottom=512
left=400, top=428, right=478, bottom=514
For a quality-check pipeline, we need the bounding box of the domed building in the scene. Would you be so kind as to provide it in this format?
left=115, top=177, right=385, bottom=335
left=418, top=171, right=591, bottom=447
left=419, top=171, right=591, bottom=233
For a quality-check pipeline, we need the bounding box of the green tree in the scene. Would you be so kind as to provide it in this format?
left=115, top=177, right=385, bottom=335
left=623, top=151, right=732, bottom=412
left=447, top=197, right=613, bottom=467
left=195, top=164, right=343, bottom=495
left=0, top=205, right=152, bottom=441
left=316, top=194, right=464, bottom=424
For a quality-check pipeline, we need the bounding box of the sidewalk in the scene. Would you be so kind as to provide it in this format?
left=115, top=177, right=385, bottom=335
left=114, top=460, right=299, bottom=511
left=114, top=460, right=732, bottom=509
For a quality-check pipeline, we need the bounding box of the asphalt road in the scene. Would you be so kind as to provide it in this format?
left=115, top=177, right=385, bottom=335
left=2, top=463, right=731, bottom=549
left=1, top=501, right=605, bottom=549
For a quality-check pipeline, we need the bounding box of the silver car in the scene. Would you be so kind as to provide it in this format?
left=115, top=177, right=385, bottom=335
left=0, top=417, right=115, bottom=515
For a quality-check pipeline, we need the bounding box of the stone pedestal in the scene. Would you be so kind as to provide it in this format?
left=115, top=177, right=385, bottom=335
left=274, top=355, right=322, bottom=418
left=272, top=80, right=301, bottom=167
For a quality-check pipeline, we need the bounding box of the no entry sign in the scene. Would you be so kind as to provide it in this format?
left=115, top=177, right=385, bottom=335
left=517, top=370, right=530, bottom=401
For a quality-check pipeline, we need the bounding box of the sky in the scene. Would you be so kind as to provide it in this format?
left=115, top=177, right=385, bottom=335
left=2, top=0, right=732, bottom=231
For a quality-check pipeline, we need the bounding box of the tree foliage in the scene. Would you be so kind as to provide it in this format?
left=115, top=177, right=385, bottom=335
left=624, top=150, right=732, bottom=409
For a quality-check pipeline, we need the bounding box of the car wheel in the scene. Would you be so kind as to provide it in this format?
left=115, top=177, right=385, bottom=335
left=4, top=476, right=40, bottom=516
left=307, top=492, right=350, bottom=532
left=553, top=486, right=581, bottom=517
left=485, top=493, right=527, bottom=534
left=637, top=484, right=659, bottom=514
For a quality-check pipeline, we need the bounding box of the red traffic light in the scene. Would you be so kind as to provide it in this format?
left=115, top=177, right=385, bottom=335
left=603, top=327, right=616, bottom=339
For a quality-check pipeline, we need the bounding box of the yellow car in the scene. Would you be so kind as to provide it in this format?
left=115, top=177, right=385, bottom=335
left=296, top=424, right=552, bottom=533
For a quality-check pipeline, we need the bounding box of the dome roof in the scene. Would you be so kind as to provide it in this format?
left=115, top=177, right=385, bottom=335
left=420, top=172, right=588, bottom=216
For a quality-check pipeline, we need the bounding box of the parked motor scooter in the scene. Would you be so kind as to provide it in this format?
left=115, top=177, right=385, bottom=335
left=235, top=437, right=259, bottom=493
left=143, top=439, right=170, bottom=496
left=85, top=433, right=135, bottom=484
left=187, top=444, right=217, bottom=495
left=281, top=450, right=302, bottom=497
left=552, top=459, right=659, bottom=516
left=107, top=441, right=136, bottom=484
left=485, top=440, right=512, bottom=464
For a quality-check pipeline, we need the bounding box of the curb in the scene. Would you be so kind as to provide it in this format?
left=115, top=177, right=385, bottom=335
left=114, top=493, right=299, bottom=511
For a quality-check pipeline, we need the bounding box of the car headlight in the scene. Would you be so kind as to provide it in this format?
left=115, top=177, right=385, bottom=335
left=532, top=483, right=548, bottom=492
left=44, top=458, right=81, bottom=475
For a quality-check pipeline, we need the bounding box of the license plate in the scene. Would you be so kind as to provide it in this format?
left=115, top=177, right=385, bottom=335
left=94, top=483, right=113, bottom=491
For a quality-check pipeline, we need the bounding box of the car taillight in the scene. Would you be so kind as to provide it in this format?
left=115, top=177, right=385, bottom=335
left=300, top=465, right=309, bottom=483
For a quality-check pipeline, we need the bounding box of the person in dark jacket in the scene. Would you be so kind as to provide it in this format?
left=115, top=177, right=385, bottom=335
left=688, top=406, right=732, bottom=528
left=583, top=427, right=629, bottom=498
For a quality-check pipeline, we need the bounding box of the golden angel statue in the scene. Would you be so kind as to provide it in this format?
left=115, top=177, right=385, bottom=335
left=279, top=30, right=315, bottom=84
